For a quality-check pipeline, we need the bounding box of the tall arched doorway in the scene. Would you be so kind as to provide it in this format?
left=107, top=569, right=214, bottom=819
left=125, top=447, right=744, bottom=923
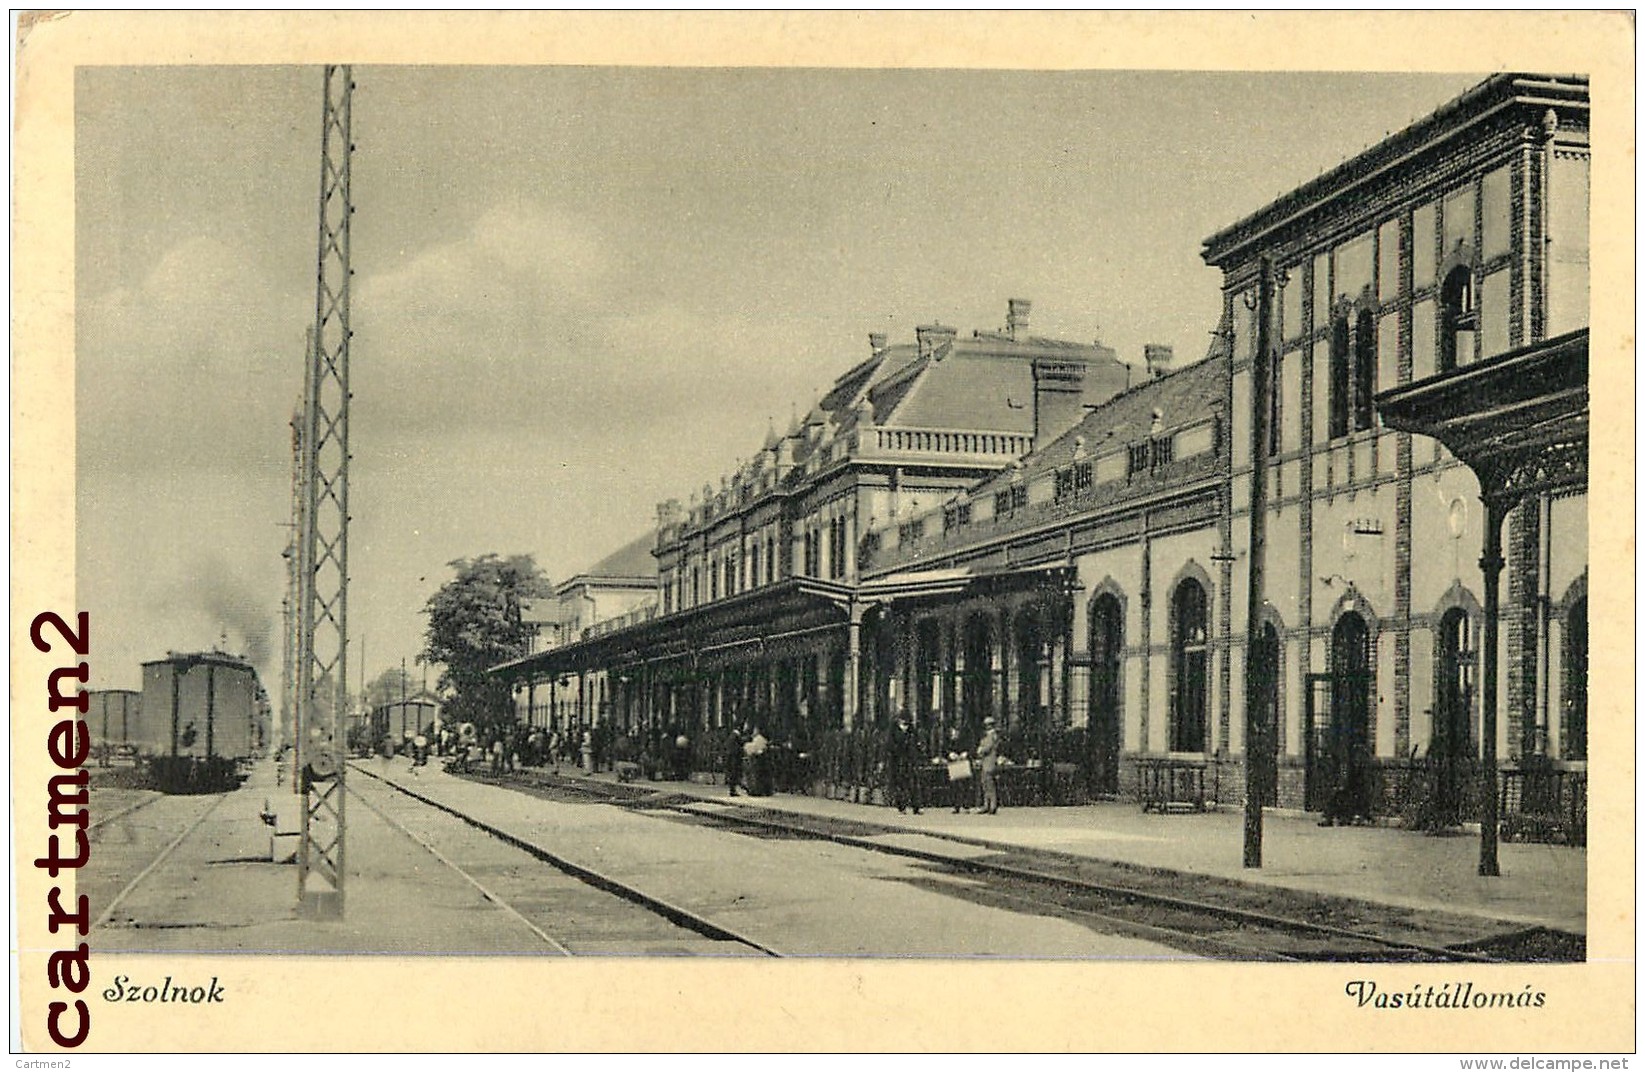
left=1089, top=593, right=1123, bottom=796
left=1324, top=611, right=1373, bottom=822
left=1429, top=607, right=1474, bottom=826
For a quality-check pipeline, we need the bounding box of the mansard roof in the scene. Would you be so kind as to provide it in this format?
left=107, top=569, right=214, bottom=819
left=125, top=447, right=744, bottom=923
left=558, top=530, right=658, bottom=593
left=1202, top=73, right=1589, bottom=269
left=967, top=353, right=1225, bottom=498
left=677, top=306, right=1127, bottom=514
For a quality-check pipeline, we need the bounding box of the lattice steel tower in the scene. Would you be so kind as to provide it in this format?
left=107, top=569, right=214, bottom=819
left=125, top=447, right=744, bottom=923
left=297, top=65, right=354, bottom=918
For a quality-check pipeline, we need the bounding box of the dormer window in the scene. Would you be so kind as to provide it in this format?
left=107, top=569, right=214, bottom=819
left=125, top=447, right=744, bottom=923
left=1127, top=443, right=1150, bottom=478
left=1150, top=436, right=1174, bottom=468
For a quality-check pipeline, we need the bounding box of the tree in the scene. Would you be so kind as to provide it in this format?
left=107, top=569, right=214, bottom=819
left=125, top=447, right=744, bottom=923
left=363, top=665, right=418, bottom=711
left=421, top=554, right=550, bottom=736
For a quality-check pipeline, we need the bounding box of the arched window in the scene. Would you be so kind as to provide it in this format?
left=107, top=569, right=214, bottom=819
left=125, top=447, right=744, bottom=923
left=1170, top=578, right=1209, bottom=753
left=1089, top=593, right=1124, bottom=794
left=1353, top=308, right=1376, bottom=431
left=1329, top=315, right=1351, bottom=439
left=1563, top=597, right=1588, bottom=760
left=1439, top=265, right=1477, bottom=373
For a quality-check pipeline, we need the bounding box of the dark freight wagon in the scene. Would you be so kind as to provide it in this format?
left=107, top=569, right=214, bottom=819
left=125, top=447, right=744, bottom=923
left=139, top=650, right=268, bottom=792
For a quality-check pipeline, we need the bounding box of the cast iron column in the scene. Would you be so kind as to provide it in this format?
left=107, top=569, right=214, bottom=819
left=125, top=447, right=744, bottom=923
left=1478, top=496, right=1507, bottom=877
left=1245, top=256, right=1275, bottom=868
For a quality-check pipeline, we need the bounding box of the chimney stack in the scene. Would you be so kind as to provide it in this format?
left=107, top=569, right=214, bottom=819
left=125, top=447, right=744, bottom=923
left=869, top=332, right=888, bottom=353
left=1007, top=298, right=1032, bottom=341
left=915, top=323, right=957, bottom=361
left=1144, top=344, right=1174, bottom=379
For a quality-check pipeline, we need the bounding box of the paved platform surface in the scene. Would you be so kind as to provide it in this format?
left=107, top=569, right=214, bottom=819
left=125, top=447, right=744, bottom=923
left=91, top=760, right=566, bottom=955
left=360, top=759, right=1191, bottom=958
left=545, top=763, right=1587, bottom=935
left=90, top=757, right=1585, bottom=956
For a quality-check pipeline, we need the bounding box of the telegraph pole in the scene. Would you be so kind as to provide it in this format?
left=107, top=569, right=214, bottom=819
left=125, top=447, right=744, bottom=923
left=280, top=400, right=304, bottom=765
left=296, top=64, right=355, bottom=918
left=1243, top=256, right=1275, bottom=869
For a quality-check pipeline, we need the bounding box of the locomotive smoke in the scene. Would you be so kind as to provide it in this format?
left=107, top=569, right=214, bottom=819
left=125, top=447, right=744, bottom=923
left=189, top=553, right=275, bottom=673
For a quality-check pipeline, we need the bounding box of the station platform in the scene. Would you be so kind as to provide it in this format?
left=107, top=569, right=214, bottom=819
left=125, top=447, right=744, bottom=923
left=91, top=759, right=572, bottom=955
left=539, top=763, right=1588, bottom=936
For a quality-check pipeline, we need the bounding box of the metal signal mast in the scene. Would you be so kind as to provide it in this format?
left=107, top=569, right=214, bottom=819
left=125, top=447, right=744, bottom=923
left=296, top=65, right=355, bottom=918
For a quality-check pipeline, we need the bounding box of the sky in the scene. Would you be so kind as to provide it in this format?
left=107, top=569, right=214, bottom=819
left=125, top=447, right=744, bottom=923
left=75, top=66, right=1482, bottom=693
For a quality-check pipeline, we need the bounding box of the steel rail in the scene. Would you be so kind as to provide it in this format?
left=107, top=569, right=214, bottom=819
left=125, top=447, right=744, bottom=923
left=344, top=776, right=572, bottom=955
left=657, top=798, right=1500, bottom=962
left=92, top=793, right=229, bottom=931
left=657, top=799, right=1501, bottom=963
left=941, top=870, right=1304, bottom=963
left=348, top=763, right=781, bottom=957
left=519, top=767, right=1499, bottom=961
left=89, top=792, right=163, bottom=834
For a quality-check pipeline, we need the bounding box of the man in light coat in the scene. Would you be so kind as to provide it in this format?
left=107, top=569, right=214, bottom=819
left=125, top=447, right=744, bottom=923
left=976, top=717, right=1001, bottom=814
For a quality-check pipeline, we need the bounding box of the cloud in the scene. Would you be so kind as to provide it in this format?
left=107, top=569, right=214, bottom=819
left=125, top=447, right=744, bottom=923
left=79, top=234, right=309, bottom=482
left=347, top=199, right=812, bottom=450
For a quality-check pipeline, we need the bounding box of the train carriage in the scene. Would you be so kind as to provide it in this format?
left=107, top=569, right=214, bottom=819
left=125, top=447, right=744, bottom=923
left=139, top=650, right=266, bottom=792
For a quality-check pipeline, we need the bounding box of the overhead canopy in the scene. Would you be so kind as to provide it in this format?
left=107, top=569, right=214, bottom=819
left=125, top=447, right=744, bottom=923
left=1376, top=328, right=1588, bottom=505
left=490, top=576, right=854, bottom=682
left=857, top=560, right=1073, bottom=604
left=490, top=558, right=1078, bottom=684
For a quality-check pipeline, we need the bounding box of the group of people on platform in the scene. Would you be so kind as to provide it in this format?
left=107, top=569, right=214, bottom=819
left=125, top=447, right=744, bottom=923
left=885, top=710, right=1001, bottom=816
left=722, top=724, right=776, bottom=797
left=426, top=709, right=1005, bottom=816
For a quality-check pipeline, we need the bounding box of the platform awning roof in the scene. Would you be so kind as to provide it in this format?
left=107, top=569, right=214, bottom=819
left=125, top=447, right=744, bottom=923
left=489, top=559, right=1077, bottom=683
left=1376, top=328, right=1588, bottom=504
left=489, top=576, right=854, bottom=681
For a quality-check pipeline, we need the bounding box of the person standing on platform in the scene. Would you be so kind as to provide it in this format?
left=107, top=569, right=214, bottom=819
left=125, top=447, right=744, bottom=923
left=723, top=724, right=746, bottom=796
left=944, top=725, right=973, bottom=813
left=976, top=717, right=1001, bottom=814
left=888, top=710, right=923, bottom=815
left=745, top=727, right=772, bottom=796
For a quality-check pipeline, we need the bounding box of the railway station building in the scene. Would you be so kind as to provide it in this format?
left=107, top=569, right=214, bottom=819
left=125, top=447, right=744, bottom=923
left=496, top=303, right=1134, bottom=747
left=493, top=73, right=1589, bottom=830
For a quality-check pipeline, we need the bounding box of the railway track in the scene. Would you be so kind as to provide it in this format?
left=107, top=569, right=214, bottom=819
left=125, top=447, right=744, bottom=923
left=89, top=791, right=163, bottom=834
left=348, top=763, right=779, bottom=956
left=92, top=792, right=230, bottom=931
left=657, top=801, right=1486, bottom=962
left=480, top=769, right=1573, bottom=963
